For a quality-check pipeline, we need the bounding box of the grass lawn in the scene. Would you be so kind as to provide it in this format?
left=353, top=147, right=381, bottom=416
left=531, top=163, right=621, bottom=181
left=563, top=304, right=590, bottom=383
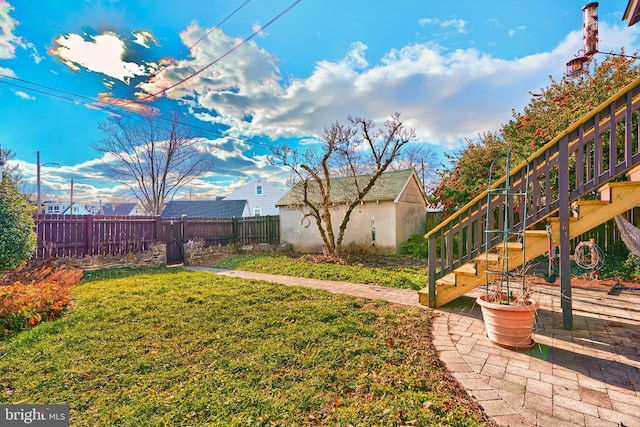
left=0, top=267, right=492, bottom=426
left=212, top=254, right=429, bottom=290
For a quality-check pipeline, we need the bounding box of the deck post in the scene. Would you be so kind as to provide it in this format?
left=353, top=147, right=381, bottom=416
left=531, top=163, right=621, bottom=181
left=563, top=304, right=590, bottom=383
left=428, top=236, right=436, bottom=308
left=558, top=136, right=573, bottom=330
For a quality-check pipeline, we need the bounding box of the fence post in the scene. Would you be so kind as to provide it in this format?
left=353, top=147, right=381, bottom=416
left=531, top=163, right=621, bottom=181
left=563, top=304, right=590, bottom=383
left=181, top=215, right=188, bottom=244
left=271, top=215, right=279, bottom=245
left=154, top=216, right=162, bottom=241
left=86, top=214, right=93, bottom=257
left=232, top=217, right=238, bottom=244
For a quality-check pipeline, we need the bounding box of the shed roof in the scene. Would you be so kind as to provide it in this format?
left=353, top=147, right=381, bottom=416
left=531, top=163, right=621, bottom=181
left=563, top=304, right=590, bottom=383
left=275, top=169, right=422, bottom=206
left=161, top=199, right=248, bottom=218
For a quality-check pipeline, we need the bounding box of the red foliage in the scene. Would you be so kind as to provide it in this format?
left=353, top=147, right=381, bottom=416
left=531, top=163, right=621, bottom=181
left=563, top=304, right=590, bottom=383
left=0, top=259, right=83, bottom=335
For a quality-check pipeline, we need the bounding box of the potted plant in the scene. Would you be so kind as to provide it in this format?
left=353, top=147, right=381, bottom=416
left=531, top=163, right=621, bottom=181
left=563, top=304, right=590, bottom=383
left=477, top=150, right=538, bottom=350
left=476, top=271, right=538, bottom=350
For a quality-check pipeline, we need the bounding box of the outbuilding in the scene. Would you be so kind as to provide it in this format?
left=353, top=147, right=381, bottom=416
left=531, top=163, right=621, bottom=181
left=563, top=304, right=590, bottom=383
left=275, top=169, right=427, bottom=254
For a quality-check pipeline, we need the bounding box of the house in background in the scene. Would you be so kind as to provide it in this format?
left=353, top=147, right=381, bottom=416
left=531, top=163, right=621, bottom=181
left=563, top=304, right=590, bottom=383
left=86, top=202, right=148, bottom=216
left=42, top=201, right=90, bottom=215
left=160, top=199, right=251, bottom=218
left=223, top=178, right=287, bottom=216
left=275, top=169, right=427, bottom=255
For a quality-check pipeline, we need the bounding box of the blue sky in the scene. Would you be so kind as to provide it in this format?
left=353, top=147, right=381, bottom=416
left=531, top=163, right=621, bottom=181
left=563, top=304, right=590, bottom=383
left=1, top=0, right=640, bottom=204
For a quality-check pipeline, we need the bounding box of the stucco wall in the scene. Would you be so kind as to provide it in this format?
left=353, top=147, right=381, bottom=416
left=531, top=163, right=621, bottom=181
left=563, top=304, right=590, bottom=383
left=280, top=200, right=425, bottom=254
left=395, top=200, right=427, bottom=247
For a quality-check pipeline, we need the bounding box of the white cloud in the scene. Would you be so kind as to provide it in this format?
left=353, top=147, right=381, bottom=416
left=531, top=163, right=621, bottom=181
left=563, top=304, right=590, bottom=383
left=14, top=90, right=34, bottom=100
left=0, top=0, right=19, bottom=59
left=419, top=17, right=469, bottom=34
left=151, top=22, right=640, bottom=154
left=131, top=30, right=158, bottom=48
left=49, top=32, right=150, bottom=84
left=137, top=22, right=281, bottom=101
left=0, top=0, right=39, bottom=65
left=345, top=41, right=368, bottom=69
left=442, top=19, right=469, bottom=34
left=0, top=66, right=15, bottom=77
left=508, top=25, right=527, bottom=39
left=252, top=22, right=268, bottom=38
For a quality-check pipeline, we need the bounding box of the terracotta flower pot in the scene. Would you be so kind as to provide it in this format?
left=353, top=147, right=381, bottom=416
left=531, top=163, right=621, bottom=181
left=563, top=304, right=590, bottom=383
left=476, top=295, right=539, bottom=350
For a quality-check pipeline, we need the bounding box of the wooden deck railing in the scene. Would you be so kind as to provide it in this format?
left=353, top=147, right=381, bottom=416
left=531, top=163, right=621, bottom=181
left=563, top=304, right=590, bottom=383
left=425, top=76, right=640, bottom=316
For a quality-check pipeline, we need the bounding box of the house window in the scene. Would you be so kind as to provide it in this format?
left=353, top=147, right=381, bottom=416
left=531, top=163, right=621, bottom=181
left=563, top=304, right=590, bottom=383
left=256, top=185, right=263, bottom=195
left=47, top=205, right=60, bottom=213
left=254, top=208, right=262, bottom=216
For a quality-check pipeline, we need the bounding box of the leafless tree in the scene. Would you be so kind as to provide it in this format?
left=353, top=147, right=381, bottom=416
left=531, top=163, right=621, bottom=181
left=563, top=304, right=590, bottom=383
left=0, top=147, right=18, bottom=178
left=389, top=144, right=439, bottom=192
left=0, top=147, right=30, bottom=195
left=94, top=112, right=212, bottom=215
left=269, top=112, right=417, bottom=256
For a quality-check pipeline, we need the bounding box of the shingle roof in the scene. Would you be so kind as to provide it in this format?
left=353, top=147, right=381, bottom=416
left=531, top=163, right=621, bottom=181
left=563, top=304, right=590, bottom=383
left=100, top=202, right=139, bottom=215
left=275, top=169, right=417, bottom=206
left=160, top=199, right=248, bottom=218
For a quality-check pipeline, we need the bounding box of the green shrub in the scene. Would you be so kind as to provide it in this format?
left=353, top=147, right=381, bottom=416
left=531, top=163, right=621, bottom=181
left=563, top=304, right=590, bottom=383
left=400, top=234, right=429, bottom=258
left=0, top=175, right=36, bottom=271
left=601, top=253, right=640, bottom=281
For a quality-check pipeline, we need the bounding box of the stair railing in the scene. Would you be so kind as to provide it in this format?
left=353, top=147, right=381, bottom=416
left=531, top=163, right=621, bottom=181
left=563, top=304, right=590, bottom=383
left=426, top=75, right=640, bottom=308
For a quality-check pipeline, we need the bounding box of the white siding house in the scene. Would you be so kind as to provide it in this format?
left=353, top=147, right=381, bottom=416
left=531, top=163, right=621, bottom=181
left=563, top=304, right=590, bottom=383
left=223, top=178, right=287, bottom=216
left=43, top=201, right=90, bottom=215
left=275, top=169, right=428, bottom=255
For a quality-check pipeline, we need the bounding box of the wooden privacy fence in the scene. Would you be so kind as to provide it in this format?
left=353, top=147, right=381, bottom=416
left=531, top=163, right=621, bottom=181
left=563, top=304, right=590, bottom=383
left=33, top=214, right=280, bottom=264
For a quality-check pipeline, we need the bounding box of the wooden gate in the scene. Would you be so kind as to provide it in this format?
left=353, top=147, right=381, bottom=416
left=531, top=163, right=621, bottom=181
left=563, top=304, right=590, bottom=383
left=163, top=219, right=184, bottom=265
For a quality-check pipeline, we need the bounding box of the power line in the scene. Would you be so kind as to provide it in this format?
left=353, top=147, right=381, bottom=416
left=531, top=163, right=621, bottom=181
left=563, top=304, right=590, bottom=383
left=188, top=0, right=253, bottom=51
left=12, top=0, right=261, bottom=118
left=125, top=0, right=253, bottom=99
left=139, top=0, right=301, bottom=101
left=4, top=0, right=297, bottom=150
left=10, top=2, right=65, bottom=29
left=0, top=73, right=274, bottom=151
left=0, top=0, right=299, bottom=153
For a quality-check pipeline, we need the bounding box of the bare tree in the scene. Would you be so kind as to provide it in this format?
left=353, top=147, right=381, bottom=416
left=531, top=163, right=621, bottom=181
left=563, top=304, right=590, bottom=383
left=0, top=147, right=19, bottom=178
left=0, top=147, right=31, bottom=196
left=269, top=112, right=417, bottom=256
left=389, top=144, right=439, bottom=192
left=94, top=112, right=212, bottom=215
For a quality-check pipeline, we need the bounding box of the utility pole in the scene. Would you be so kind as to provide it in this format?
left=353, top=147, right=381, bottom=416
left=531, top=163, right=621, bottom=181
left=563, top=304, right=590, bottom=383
left=70, top=178, right=74, bottom=214
left=37, top=151, right=41, bottom=214
left=0, top=144, right=5, bottom=178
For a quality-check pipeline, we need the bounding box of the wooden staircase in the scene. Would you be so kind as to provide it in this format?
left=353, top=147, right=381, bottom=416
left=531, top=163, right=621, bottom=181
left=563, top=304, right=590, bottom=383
left=418, top=178, right=640, bottom=308
left=420, top=76, right=640, bottom=324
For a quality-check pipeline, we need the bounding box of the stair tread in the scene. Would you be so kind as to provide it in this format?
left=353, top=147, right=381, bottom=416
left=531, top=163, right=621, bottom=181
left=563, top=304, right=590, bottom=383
left=626, top=164, right=640, bottom=180
left=524, top=230, right=548, bottom=236
left=454, top=263, right=477, bottom=276
left=548, top=216, right=578, bottom=222
left=600, top=181, right=640, bottom=190
left=572, top=200, right=609, bottom=206
left=475, top=254, right=499, bottom=265
left=436, top=273, right=456, bottom=286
